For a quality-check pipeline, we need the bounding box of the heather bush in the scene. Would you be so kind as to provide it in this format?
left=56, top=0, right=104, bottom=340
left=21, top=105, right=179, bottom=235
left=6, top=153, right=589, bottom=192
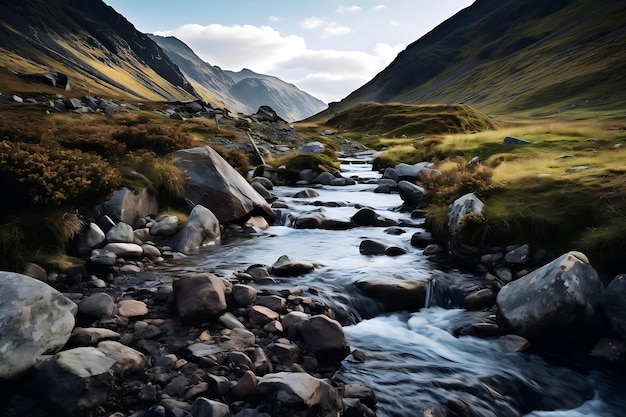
left=113, top=124, right=198, bottom=155
left=0, top=141, right=120, bottom=208
left=211, top=145, right=251, bottom=178
left=419, top=157, right=496, bottom=206
left=123, top=151, right=189, bottom=205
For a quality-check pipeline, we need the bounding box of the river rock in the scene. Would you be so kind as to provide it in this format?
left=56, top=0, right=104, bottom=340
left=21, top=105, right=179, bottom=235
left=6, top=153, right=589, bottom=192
left=496, top=252, right=608, bottom=342
left=374, top=178, right=398, bottom=193
left=249, top=305, right=279, bottom=326
left=174, top=146, right=274, bottom=224
left=448, top=193, right=484, bottom=236
left=397, top=180, right=425, bottom=206
left=464, top=288, right=495, bottom=311
left=117, top=299, right=148, bottom=317
left=173, top=273, right=227, bottom=321
left=300, top=141, right=325, bottom=154
left=0, top=272, right=76, bottom=378
left=359, top=239, right=388, bottom=255
left=602, top=274, right=626, bottom=337
left=101, top=187, right=158, bottom=225
left=313, top=171, right=336, bottom=185
left=351, top=208, right=397, bottom=227
left=105, top=222, right=134, bottom=243
left=395, top=162, right=427, bottom=180
left=410, top=231, right=436, bottom=248
left=257, top=372, right=342, bottom=417
left=102, top=242, right=144, bottom=258
left=232, top=284, right=258, bottom=306
left=251, top=180, right=273, bottom=201
left=252, top=176, right=274, bottom=190
left=271, top=255, right=315, bottom=276
left=257, top=295, right=287, bottom=312
left=77, top=222, right=106, bottom=256
left=70, top=327, right=121, bottom=346
left=356, top=280, right=427, bottom=312
left=192, top=397, right=232, bottom=417
left=78, top=292, right=115, bottom=319
left=590, top=337, right=626, bottom=363
left=293, top=209, right=325, bottom=229
left=293, top=188, right=320, bottom=198
left=97, top=340, right=147, bottom=376
left=504, top=244, right=530, bottom=264
left=167, top=205, right=221, bottom=254
left=298, top=315, right=350, bottom=364
left=218, top=312, right=246, bottom=330
left=35, top=347, right=115, bottom=413
left=150, top=215, right=179, bottom=236
left=382, top=167, right=399, bottom=182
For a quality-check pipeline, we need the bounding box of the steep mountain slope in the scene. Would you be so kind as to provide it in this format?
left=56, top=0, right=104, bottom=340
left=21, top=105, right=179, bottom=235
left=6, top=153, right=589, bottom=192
left=0, top=0, right=196, bottom=101
left=329, top=0, right=626, bottom=117
left=150, top=35, right=327, bottom=122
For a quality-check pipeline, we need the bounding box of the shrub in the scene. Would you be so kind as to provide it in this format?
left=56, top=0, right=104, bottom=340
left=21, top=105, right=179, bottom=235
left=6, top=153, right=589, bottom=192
left=123, top=151, right=189, bottom=206
left=113, top=124, right=198, bottom=155
left=0, top=141, right=120, bottom=208
left=211, top=145, right=251, bottom=178
left=420, top=157, right=496, bottom=206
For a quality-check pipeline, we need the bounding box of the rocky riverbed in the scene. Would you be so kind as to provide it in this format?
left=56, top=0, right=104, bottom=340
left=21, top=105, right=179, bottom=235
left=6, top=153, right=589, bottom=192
left=1, top=141, right=626, bottom=417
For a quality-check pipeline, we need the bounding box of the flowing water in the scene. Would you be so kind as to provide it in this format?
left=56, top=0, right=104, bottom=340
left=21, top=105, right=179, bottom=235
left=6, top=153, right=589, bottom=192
left=195, top=161, right=626, bottom=417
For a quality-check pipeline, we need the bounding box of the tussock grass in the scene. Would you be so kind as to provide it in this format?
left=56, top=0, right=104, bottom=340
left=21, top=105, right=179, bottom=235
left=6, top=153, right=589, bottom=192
left=363, top=117, right=626, bottom=272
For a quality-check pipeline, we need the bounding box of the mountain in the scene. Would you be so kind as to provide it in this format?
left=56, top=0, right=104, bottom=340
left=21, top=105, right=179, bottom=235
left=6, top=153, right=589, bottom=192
left=328, top=0, right=626, bottom=117
left=150, top=35, right=327, bottom=122
left=0, top=0, right=197, bottom=101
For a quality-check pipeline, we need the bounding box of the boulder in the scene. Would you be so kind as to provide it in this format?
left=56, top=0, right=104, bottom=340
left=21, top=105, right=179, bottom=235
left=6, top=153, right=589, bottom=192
left=251, top=181, right=273, bottom=201
left=173, top=273, right=227, bottom=321
left=298, top=315, right=350, bottom=363
left=410, top=231, right=436, bottom=248
left=231, top=284, right=258, bottom=306
left=603, top=274, right=626, bottom=337
left=97, top=340, right=147, bottom=376
left=503, top=136, right=535, bottom=145
left=150, top=215, right=180, bottom=237
left=448, top=193, right=484, bottom=236
left=105, top=222, right=134, bottom=243
left=504, top=244, right=530, bottom=264
left=174, top=146, right=274, bottom=224
left=192, top=397, right=232, bottom=417
left=0, top=272, right=76, bottom=378
left=167, top=205, right=221, bottom=254
left=395, top=162, right=428, bottom=180
left=356, top=280, right=427, bottom=312
left=271, top=255, right=315, bottom=277
left=358, top=239, right=388, bottom=256
left=77, top=222, right=106, bottom=256
left=101, top=188, right=158, bottom=225
left=249, top=305, right=279, bottom=326
left=397, top=180, right=425, bottom=206
left=496, top=252, right=608, bottom=342
left=257, top=372, right=342, bottom=417
left=35, top=347, right=115, bottom=413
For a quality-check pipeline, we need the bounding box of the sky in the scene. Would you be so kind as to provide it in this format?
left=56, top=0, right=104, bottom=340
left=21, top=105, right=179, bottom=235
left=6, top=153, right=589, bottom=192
left=103, top=1, right=475, bottom=104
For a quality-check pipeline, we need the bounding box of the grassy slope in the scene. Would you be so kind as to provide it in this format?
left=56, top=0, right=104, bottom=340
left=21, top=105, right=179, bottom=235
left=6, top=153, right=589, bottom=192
left=330, top=0, right=626, bottom=119
left=0, top=0, right=195, bottom=102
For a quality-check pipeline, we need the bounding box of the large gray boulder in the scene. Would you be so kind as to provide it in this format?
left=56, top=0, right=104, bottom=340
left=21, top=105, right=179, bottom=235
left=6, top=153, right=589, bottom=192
left=603, top=274, right=626, bottom=337
left=496, top=252, right=608, bottom=342
left=174, top=146, right=274, bottom=224
left=101, top=187, right=158, bottom=225
left=398, top=181, right=425, bottom=206
left=257, top=372, right=342, bottom=417
left=34, top=347, right=115, bottom=413
left=448, top=192, right=484, bottom=236
left=173, top=273, right=227, bottom=321
left=167, top=205, right=221, bottom=254
left=0, top=272, right=76, bottom=378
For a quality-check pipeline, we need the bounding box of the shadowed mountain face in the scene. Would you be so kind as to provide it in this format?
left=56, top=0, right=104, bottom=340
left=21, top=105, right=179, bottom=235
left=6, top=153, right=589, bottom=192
left=329, top=0, right=626, bottom=117
left=0, top=0, right=196, bottom=101
left=150, top=35, right=327, bottom=122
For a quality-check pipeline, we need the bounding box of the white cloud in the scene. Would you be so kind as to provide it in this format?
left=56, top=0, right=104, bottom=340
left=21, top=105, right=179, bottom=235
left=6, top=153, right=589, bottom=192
left=300, top=16, right=325, bottom=29
left=372, top=5, right=387, bottom=11
left=157, top=23, right=405, bottom=103
left=268, top=15, right=280, bottom=22
left=321, top=23, right=353, bottom=38
left=337, top=5, right=361, bottom=14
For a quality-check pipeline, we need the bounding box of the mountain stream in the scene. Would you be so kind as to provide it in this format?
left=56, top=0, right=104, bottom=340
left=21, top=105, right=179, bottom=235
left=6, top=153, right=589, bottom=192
left=192, top=161, right=625, bottom=417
